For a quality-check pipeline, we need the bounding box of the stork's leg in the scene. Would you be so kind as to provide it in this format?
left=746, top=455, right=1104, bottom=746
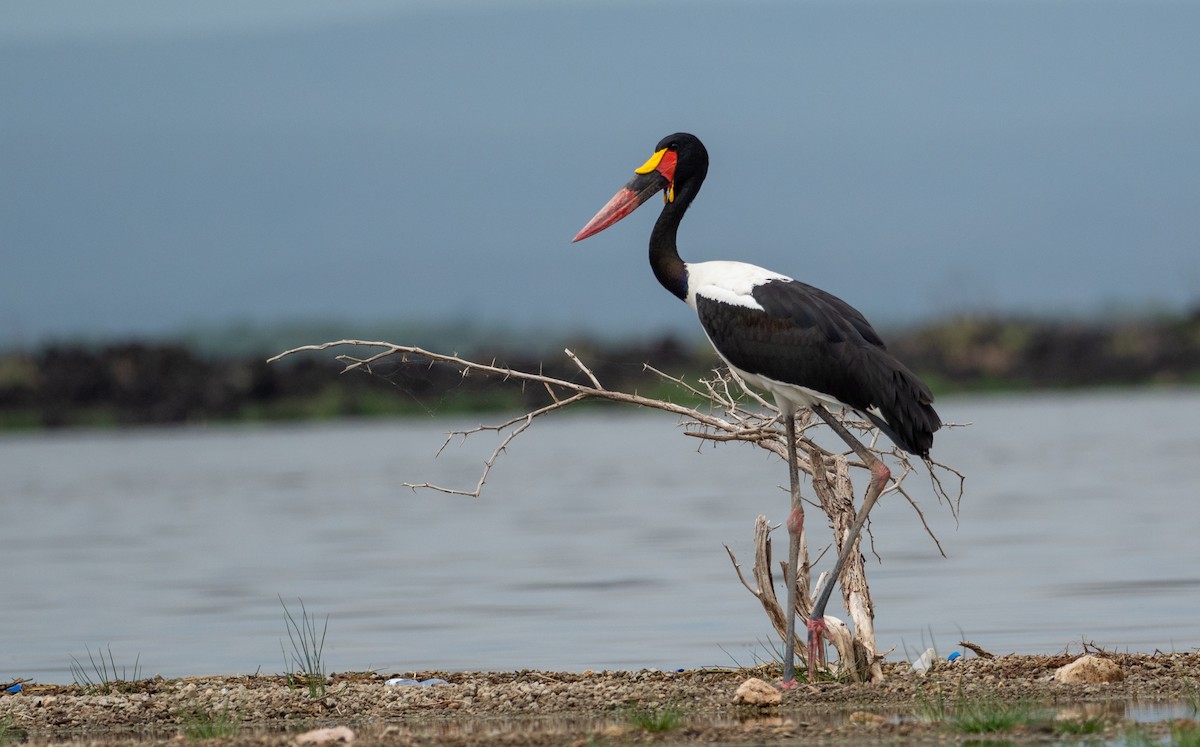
left=805, top=404, right=892, bottom=681
left=781, top=413, right=804, bottom=687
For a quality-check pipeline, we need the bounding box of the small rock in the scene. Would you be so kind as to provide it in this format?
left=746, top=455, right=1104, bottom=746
left=1054, top=655, right=1125, bottom=684
left=733, top=677, right=781, bottom=706
left=294, top=725, right=356, bottom=745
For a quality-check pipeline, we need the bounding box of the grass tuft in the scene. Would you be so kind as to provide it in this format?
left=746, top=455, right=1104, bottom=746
left=0, top=716, right=26, bottom=746
left=627, top=706, right=685, bottom=732
left=68, top=644, right=142, bottom=693
left=179, top=706, right=240, bottom=741
left=1054, top=715, right=1107, bottom=736
left=1126, top=720, right=1200, bottom=747
left=279, top=596, right=329, bottom=698
left=950, top=699, right=1039, bottom=733
left=1182, top=678, right=1200, bottom=715
left=1172, top=720, right=1200, bottom=747
left=915, top=684, right=1038, bottom=733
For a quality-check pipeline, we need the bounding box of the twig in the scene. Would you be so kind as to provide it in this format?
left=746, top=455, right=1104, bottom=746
left=565, top=348, right=604, bottom=390
left=406, top=393, right=588, bottom=497
left=959, top=640, right=995, bottom=659
left=644, top=364, right=709, bottom=400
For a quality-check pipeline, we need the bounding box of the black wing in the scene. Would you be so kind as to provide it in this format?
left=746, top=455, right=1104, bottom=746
left=695, top=278, right=940, bottom=456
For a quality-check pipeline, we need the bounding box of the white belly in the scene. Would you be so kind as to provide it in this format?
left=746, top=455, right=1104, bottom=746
left=723, top=361, right=846, bottom=417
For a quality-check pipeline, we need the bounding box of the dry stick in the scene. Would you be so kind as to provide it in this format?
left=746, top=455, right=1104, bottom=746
left=724, top=516, right=820, bottom=670
left=959, top=640, right=995, bottom=659
left=270, top=340, right=963, bottom=676
left=810, top=450, right=884, bottom=683
left=724, top=517, right=794, bottom=655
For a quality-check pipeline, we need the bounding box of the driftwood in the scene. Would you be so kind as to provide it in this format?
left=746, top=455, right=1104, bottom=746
left=270, top=340, right=964, bottom=680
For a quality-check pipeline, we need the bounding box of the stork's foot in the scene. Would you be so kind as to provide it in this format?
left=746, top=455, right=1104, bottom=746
left=806, top=617, right=828, bottom=683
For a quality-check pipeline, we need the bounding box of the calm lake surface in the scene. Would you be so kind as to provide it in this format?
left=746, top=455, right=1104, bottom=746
left=2, top=389, right=1198, bottom=683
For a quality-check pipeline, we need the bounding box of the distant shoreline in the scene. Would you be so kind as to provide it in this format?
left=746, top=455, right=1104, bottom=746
left=2, top=312, right=1198, bottom=431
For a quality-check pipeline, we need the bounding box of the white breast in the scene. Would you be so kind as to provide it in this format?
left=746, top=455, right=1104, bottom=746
left=684, top=260, right=791, bottom=312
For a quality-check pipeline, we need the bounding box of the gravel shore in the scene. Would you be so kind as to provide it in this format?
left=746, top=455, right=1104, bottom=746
left=3, top=651, right=1198, bottom=746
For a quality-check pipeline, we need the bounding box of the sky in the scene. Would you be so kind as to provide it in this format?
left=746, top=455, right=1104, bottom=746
left=3, top=0, right=1199, bottom=349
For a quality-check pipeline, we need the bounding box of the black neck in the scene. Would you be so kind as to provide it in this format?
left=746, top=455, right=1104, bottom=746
left=648, top=189, right=692, bottom=302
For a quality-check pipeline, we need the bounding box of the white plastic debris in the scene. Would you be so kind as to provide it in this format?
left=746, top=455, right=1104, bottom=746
left=910, top=647, right=937, bottom=674
left=385, top=677, right=447, bottom=686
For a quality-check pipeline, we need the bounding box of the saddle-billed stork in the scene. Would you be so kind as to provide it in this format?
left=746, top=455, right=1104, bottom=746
left=573, top=132, right=941, bottom=686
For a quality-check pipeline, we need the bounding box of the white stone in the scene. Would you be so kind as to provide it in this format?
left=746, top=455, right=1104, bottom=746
left=732, top=677, right=782, bottom=706
left=1054, top=655, right=1125, bottom=684
left=294, top=725, right=356, bottom=745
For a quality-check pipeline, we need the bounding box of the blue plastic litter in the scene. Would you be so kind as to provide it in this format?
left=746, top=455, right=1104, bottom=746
left=947, top=651, right=962, bottom=663
left=4, top=683, right=21, bottom=694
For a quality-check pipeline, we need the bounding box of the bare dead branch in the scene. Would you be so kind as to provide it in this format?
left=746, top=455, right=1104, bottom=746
left=724, top=516, right=810, bottom=667
left=271, top=339, right=966, bottom=681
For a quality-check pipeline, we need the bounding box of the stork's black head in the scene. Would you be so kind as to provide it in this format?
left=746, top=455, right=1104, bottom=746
left=653, top=132, right=708, bottom=201
left=573, top=132, right=710, bottom=242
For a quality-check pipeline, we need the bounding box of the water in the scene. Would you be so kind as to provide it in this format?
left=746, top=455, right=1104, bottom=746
left=2, top=389, right=1198, bottom=683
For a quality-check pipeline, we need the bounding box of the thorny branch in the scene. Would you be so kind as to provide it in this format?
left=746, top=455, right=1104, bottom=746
left=270, top=339, right=967, bottom=679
